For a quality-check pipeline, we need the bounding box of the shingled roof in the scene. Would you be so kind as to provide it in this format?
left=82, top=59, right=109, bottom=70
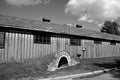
left=0, top=14, right=120, bottom=42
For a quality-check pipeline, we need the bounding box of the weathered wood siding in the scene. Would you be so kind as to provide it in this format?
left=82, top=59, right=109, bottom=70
left=0, top=30, right=120, bottom=62
left=51, top=37, right=70, bottom=53
left=82, top=39, right=120, bottom=58
left=0, top=31, right=52, bottom=61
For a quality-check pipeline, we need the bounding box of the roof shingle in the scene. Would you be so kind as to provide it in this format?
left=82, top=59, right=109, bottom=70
left=0, top=14, right=120, bottom=42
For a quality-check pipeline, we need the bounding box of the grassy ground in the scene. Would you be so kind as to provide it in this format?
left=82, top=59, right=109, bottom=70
left=0, top=54, right=56, bottom=80
left=0, top=55, right=120, bottom=80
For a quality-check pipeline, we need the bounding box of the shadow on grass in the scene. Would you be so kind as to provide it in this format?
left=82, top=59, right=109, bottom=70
left=0, top=54, right=56, bottom=80
left=94, top=59, right=120, bottom=79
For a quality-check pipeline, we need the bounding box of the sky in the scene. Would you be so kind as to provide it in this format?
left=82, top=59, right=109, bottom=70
left=0, top=0, right=120, bottom=31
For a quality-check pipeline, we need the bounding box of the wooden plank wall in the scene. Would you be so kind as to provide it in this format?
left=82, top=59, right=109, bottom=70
left=0, top=31, right=52, bottom=61
left=82, top=39, right=120, bottom=58
left=0, top=30, right=120, bottom=62
left=51, top=37, right=70, bottom=53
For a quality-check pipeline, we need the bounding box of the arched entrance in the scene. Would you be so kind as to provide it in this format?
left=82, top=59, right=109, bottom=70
left=58, top=57, right=68, bottom=68
left=47, top=52, right=79, bottom=71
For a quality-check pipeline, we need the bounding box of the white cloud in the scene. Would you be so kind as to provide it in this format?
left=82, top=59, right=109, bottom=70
left=78, top=13, right=94, bottom=23
left=5, top=0, right=50, bottom=7
left=78, top=13, right=88, bottom=21
left=88, top=20, right=94, bottom=23
left=97, top=23, right=103, bottom=27
left=65, top=0, right=120, bottom=23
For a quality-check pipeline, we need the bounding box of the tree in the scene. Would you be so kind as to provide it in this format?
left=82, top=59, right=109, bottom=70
left=101, top=20, right=120, bottom=35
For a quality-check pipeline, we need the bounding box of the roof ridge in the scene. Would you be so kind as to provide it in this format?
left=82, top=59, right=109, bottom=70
left=0, top=14, right=120, bottom=41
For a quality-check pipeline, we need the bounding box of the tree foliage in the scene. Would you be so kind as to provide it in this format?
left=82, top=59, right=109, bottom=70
left=101, top=20, right=120, bottom=35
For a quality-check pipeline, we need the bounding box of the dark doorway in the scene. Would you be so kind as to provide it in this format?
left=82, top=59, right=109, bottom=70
left=58, top=57, right=68, bottom=68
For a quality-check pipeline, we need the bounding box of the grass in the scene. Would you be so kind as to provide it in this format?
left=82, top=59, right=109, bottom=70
left=0, top=55, right=120, bottom=80
left=0, top=54, right=56, bottom=80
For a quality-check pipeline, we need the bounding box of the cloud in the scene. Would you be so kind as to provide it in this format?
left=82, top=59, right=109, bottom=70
left=88, top=20, right=94, bottom=23
left=5, top=0, right=50, bottom=7
left=78, top=13, right=88, bottom=21
left=97, top=23, right=103, bottom=27
left=65, top=0, right=120, bottom=24
left=78, top=13, right=94, bottom=23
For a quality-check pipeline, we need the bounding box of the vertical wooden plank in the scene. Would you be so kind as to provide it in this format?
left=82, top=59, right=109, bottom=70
left=41, top=44, right=44, bottom=56
left=88, top=40, right=91, bottom=58
left=95, top=43, right=97, bottom=58
left=22, top=33, right=25, bottom=59
left=89, top=40, right=92, bottom=58
left=66, top=38, right=70, bottom=53
left=25, top=34, right=29, bottom=59
left=51, top=37, right=57, bottom=54
left=19, top=33, right=22, bottom=60
left=87, top=40, right=91, bottom=58
left=99, top=44, right=102, bottom=58
left=17, top=33, right=21, bottom=60
left=1, top=49, right=3, bottom=61
left=38, top=40, right=40, bottom=57
left=0, top=49, right=2, bottom=61
left=15, top=33, right=19, bottom=60
left=21, top=33, right=24, bottom=59
left=11, top=33, right=15, bottom=60
left=44, top=44, right=47, bottom=56
left=48, top=45, right=51, bottom=55
left=30, top=34, right=33, bottom=58
left=50, top=37, right=52, bottom=55
left=108, top=42, right=111, bottom=57
left=116, top=43, right=119, bottom=56
left=4, top=32, right=9, bottom=61
left=13, top=33, right=16, bottom=60
left=108, top=42, right=110, bottom=57
left=102, top=42, right=105, bottom=58
left=1, top=49, right=4, bottom=61
left=19, top=33, right=23, bottom=60
left=33, top=43, right=35, bottom=58
left=33, top=44, right=36, bottom=58
left=13, top=33, right=17, bottom=60
left=38, top=43, right=41, bottom=57
left=44, top=44, right=46, bottom=57
left=7, top=32, right=12, bottom=60
left=26, top=34, right=29, bottom=59
left=44, top=45, right=48, bottom=56
left=39, top=44, right=42, bottom=57
left=44, top=44, right=46, bottom=56
left=24, top=34, right=28, bottom=59
left=92, top=40, right=95, bottom=58
left=118, top=43, right=120, bottom=56
left=27, top=34, right=30, bottom=58
left=36, top=43, right=39, bottom=58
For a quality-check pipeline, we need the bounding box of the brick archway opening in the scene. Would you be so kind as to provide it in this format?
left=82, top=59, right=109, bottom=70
left=47, top=52, right=79, bottom=71
left=58, top=57, right=68, bottom=68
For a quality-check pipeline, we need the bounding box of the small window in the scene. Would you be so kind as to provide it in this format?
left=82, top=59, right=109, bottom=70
left=34, top=34, right=51, bottom=44
left=110, top=42, right=116, bottom=45
left=94, top=40, right=102, bottom=44
left=70, top=38, right=81, bottom=46
left=0, top=31, right=5, bottom=48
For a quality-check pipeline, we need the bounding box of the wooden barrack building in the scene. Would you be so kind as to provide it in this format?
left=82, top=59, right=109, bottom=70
left=0, top=14, right=120, bottom=62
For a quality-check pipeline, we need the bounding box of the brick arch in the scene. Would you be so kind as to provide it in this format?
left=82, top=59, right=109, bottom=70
left=47, top=52, right=78, bottom=71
